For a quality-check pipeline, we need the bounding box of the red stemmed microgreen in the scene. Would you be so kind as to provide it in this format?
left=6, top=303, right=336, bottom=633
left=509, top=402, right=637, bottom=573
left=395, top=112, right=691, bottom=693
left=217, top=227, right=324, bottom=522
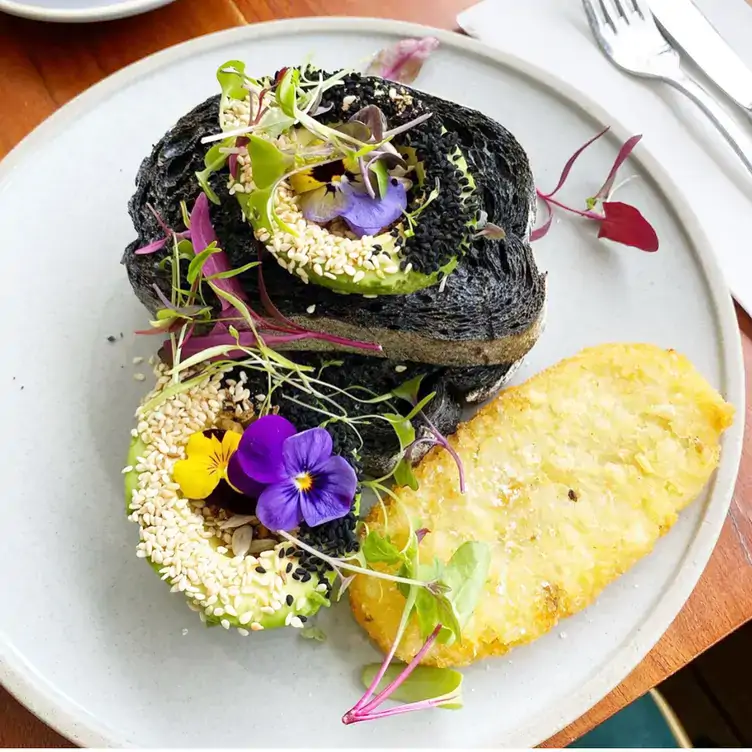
left=533, top=126, right=659, bottom=252
left=134, top=192, right=383, bottom=361
left=341, top=529, right=490, bottom=724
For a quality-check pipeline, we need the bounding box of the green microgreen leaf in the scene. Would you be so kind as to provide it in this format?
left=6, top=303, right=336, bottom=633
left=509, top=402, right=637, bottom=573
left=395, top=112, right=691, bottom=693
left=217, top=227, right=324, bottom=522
left=441, top=541, right=491, bottom=630
left=217, top=60, right=251, bottom=104
left=383, top=413, right=415, bottom=450
left=248, top=135, right=293, bottom=189
left=180, top=200, right=191, bottom=229
left=187, top=242, right=220, bottom=284
left=360, top=664, right=463, bottom=710
left=362, top=531, right=406, bottom=566
left=370, top=159, right=389, bottom=198
left=204, top=260, right=259, bottom=280
left=393, top=458, right=419, bottom=491
left=391, top=373, right=425, bottom=405
left=402, top=391, right=436, bottom=422
left=195, top=142, right=230, bottom=205
left=300, top=626, right=327, bottom=642
left=276, top=67, right=300, bottom=118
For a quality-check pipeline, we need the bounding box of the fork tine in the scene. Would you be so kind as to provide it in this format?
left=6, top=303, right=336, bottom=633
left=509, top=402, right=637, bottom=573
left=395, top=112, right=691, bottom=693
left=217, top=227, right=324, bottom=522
left=597, top=0, right=618, bottom=33
left=628, top=0, right=645, bottom=18
left=611, top=0, right=630, bottom=21
left=582, top=0, right=609, bottom=40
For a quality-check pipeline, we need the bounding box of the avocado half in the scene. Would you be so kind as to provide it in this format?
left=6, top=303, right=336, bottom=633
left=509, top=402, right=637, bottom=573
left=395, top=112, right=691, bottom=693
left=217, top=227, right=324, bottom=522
left=124, top=365, right=359, bottom=633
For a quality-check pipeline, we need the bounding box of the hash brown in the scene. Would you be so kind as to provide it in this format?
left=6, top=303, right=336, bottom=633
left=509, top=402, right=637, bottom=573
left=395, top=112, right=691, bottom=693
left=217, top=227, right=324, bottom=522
left=349, top=343, right=734, bottom=667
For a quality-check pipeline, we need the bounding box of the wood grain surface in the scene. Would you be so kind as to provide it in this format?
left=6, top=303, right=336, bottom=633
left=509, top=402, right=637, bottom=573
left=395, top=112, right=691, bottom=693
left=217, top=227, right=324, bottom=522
left=0, top=0, right=749, bottom=747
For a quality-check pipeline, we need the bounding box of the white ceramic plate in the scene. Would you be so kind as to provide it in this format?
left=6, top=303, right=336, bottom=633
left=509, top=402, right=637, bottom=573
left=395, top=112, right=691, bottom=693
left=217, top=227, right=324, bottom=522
left=0, top=0, right=174, bottom=23
left=0, top=17, right=744, bottom=749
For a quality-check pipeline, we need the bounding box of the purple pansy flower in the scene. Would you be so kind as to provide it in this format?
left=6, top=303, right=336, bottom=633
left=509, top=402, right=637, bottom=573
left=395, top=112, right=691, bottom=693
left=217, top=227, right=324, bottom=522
left=227, top=415, right=357, bottom=531
left=298, top=176, right=407, bottom=238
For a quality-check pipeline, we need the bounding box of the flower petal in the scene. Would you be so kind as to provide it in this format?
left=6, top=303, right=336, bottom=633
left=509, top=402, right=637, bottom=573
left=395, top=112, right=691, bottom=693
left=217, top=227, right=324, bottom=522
left=219, top=430, right=242, bottom=466
left=234, top=415, right=297, bottom=484
left=226, top=453, right=266, bottom=498
left=185, top=431, right=220, bottom=460
left=318, top=454, right=358, bottom=501
left=173, top=457, right=220, bottom=500
left=299, top=185, right=351, bottom=225
left=256, top=480, right=303, bottom=531
left=299, top=455, right=357, bottom=527
left=282, top=427, right=333, bottom=476
left=340, top=179, right=407, bottom=237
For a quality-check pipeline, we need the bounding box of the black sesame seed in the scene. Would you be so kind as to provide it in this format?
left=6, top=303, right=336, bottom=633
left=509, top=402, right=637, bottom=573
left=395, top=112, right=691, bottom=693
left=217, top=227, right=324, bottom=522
left=286, top=594, right=294, bottom=607
left=255, top=566, right=266, bottom=574
left=299, top=615, right=308, bottom=623
left=286, top=562, right=293, bottom=574
left=278, top=548, right=285, bottom=559
left=285, top=547, right=296, bottom=557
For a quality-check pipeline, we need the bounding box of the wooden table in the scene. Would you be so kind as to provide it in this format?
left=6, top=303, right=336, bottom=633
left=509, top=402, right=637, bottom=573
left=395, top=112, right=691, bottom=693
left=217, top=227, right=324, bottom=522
left=0, top=0, right=750, bottom=746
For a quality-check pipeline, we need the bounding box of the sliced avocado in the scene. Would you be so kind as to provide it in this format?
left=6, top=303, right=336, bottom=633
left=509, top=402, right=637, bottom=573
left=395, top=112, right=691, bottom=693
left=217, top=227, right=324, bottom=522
left=124, top=436, right=334, bottom=631
left=238, top=140, right=477, bottom=297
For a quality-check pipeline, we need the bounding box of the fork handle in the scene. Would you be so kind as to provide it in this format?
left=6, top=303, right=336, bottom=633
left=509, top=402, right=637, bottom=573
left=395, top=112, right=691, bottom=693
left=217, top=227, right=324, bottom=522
left=664, top=72, right=752, bottom=174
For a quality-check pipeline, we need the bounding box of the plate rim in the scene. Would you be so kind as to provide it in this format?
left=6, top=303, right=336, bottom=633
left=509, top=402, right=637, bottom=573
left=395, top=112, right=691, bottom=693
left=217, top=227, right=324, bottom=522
left=0, top=0, right=174, bottom=23
left=0, top=15, right=744, bottom=748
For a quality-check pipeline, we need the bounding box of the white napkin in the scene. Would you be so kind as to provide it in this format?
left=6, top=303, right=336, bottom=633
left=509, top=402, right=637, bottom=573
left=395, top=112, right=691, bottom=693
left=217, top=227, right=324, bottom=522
left=458, top=0, right=752, bottom=317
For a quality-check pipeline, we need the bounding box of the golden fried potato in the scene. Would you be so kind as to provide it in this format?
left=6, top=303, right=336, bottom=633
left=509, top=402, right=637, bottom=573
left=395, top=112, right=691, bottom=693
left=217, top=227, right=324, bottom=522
left=349, top=344, right=734, bottom=667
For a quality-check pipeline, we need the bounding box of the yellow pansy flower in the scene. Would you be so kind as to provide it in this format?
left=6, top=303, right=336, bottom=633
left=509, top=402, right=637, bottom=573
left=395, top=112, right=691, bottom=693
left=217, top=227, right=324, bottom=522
left=173, top=430, right=241, bottom=500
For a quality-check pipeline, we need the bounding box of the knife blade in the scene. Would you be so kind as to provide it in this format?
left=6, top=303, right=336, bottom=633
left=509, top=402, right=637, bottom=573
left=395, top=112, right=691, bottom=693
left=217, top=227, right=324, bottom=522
left=648, top=0, right=752, bottom=113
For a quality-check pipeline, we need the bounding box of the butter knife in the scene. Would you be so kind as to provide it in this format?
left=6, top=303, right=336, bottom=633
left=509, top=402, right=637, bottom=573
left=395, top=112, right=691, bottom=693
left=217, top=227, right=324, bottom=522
left=649, top=0, right=752, bottom=115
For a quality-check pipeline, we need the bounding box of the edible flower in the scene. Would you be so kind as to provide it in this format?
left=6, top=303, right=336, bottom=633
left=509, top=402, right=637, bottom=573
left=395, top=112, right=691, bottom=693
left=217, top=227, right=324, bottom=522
left=173, top=429, right=241, bottom=499
left=227, top=415, right=357, bottom=531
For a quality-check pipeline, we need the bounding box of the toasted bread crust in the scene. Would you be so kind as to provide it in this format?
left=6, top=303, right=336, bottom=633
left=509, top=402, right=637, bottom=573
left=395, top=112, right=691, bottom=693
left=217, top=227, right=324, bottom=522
left=349, top=344, right=734, bottom=667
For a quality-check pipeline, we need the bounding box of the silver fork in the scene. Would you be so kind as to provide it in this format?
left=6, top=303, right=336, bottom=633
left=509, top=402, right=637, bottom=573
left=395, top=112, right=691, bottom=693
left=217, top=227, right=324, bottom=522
left=583, top=0, right=752, bottom=174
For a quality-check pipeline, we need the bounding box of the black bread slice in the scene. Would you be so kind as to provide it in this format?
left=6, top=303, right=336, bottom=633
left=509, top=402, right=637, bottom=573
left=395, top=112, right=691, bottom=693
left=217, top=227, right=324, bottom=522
left=123, top=76, right=546, bottom=368
left=224, top=353, right=519, bottom=479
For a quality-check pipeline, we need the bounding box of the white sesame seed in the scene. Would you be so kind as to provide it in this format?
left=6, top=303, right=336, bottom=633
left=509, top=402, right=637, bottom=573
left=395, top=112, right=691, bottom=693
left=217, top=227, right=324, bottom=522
left=133, top=373, right=146, bottom=382
left=121, top=465, right=134, bottom=474
left=306, top=304, right=316, bottom=314
left=132, top=356, right=144, bottom=365
left=221, top=619, right=231, bottom=630
left=250, top=622, right=264, bottom=631
left=353, top=271, right=365, bottom=283
left=395, top=365, right=407, bottom=373
left=238, top=628, right=250, bottom=636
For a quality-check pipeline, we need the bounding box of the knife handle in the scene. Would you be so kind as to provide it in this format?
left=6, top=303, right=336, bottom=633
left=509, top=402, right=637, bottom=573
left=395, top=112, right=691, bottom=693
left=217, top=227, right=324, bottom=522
left=664, top=71, right=752, bottom=174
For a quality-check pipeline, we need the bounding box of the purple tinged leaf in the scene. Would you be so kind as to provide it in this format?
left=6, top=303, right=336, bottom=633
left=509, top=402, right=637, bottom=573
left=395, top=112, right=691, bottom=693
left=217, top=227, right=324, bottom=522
left=349, top=105, right=387, bottom=141
left=416, top=528, right=430, bottom=543
left=591, top=134, right=642, bottom=202
left=473, top=222, right=506, bottom=240
left=189, top=193, right=248, bottom=309
left=134, top=237, right=168, bottom=255
left=542, top=125, right=610, bottom=199
left=366, top=37, right=440, bottom=84
left=598, top=201, right=659, bottom=252
left=530, top=196, right=554, bottom=242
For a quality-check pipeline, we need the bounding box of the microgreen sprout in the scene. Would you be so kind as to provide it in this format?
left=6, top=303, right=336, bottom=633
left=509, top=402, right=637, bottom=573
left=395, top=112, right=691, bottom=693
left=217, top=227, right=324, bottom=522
left=340, top=527, right=490, bottom=724
left=533, top=126, right=658, bottom=252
